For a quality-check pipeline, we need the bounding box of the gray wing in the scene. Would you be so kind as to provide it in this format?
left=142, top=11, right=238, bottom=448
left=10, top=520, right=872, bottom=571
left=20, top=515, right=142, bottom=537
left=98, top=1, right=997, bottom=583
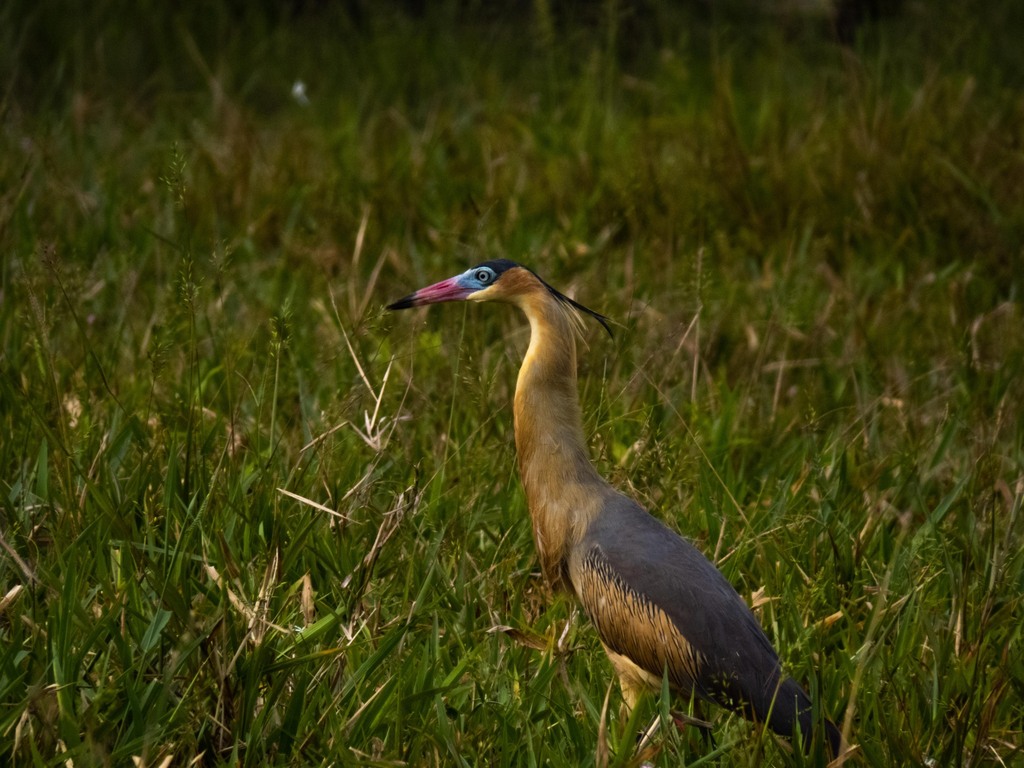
left=572, top=493, right=795, bottom=719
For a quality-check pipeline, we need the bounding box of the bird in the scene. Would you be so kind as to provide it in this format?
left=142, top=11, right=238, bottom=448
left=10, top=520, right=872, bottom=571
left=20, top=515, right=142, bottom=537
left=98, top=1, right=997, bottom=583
left=388, top=259, right=842, bottom=758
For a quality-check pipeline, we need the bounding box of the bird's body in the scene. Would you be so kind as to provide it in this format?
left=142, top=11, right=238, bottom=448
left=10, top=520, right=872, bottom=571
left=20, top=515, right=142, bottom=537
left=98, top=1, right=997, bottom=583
left=389, top=260, right=841, bottom=757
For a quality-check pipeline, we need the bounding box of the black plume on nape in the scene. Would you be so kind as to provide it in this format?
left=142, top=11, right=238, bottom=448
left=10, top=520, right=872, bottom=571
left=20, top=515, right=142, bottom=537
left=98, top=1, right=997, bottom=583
left=536, top=274, right=613, bottom=338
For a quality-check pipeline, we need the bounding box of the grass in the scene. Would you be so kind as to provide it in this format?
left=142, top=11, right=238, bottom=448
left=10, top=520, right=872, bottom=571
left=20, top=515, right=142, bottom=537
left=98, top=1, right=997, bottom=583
left=1, top=0, right=1023, bottom=765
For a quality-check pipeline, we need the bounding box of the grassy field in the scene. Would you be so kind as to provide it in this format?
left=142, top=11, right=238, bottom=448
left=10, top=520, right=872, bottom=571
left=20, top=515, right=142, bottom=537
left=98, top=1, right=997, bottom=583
left=2, top=1, right=1023, bottom=765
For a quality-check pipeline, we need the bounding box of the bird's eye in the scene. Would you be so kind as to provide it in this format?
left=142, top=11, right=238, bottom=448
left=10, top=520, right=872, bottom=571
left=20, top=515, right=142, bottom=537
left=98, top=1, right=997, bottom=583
left=475, top=269, right=493, bottom=284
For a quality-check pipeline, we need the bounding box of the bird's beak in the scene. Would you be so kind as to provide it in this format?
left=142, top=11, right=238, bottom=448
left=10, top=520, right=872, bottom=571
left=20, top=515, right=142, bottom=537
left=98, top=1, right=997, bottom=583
left=387, top=275, right=474, bottom=310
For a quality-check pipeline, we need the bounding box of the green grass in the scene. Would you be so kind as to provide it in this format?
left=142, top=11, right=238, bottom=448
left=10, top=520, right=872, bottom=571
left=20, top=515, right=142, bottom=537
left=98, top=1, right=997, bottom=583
left=2, top=0, right=1023, bottom=765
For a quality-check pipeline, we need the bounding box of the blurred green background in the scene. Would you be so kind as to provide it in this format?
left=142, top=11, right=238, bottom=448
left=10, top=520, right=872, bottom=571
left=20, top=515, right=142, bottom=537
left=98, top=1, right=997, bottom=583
left=1, top=1, right=1022, bottom=765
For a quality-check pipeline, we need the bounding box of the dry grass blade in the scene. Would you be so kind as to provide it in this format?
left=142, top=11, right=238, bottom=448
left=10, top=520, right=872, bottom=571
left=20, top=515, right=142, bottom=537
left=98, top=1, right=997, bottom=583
left=277, top=486, right=350, bottom=521
left=0, top=585, right=25, bottom=615
left=487, top=624, right=549, bottom=652
left=340, top=482, right=421, bottom=593
left=300, top=572, right=316, bottom=626
left=204, top=559, right=290, bottom=650
left=596, top=681, right=613, bottom=768
left=0, top=530, right=38, bottom=585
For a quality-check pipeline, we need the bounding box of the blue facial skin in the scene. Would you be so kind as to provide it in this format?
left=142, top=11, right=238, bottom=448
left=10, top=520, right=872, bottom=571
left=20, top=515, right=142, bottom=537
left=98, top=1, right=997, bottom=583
left=457, top=264, right=497, bottom=292
left=462, top=258, right=520, bottom=289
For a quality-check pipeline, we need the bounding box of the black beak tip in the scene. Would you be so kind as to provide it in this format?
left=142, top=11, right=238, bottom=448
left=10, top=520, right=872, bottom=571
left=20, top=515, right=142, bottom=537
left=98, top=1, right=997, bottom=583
left=387, top=295, right=416, bottom=310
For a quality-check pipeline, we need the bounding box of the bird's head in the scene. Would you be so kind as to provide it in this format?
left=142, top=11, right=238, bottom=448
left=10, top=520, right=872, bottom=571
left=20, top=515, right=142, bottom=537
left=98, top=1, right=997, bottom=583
left=387, top=259, right=612, bottom=336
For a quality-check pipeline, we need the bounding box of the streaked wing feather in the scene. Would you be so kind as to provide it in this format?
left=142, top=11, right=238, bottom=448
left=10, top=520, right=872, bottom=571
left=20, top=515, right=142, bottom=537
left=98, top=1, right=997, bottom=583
left=573, top=493, right=788, bottom=715
left=574, top=544, right=708, bottom=696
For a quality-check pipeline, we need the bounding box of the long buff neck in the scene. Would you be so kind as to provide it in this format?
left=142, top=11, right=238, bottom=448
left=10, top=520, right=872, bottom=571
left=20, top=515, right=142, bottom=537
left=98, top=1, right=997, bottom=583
left=512, top=285, right=609, bottom=591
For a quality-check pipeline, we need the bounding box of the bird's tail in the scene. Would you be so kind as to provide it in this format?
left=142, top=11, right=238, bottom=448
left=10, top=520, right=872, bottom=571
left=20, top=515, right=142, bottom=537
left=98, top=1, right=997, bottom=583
left=766, top=677, right=842, bottom=758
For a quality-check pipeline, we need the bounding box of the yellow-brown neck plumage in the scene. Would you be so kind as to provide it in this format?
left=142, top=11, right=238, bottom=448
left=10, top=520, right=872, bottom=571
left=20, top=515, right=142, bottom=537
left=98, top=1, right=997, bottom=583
left=506, top=271, right=609, bottom=590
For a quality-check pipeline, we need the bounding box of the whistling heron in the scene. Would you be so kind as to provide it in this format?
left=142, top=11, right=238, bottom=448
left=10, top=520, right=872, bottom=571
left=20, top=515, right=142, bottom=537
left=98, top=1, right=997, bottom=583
left=388, top=259, right=842, bottom=757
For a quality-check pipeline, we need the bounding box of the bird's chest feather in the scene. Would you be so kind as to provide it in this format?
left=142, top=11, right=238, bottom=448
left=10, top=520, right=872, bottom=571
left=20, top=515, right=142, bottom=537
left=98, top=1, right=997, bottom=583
left=525, top=486, right=581, bottom=591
